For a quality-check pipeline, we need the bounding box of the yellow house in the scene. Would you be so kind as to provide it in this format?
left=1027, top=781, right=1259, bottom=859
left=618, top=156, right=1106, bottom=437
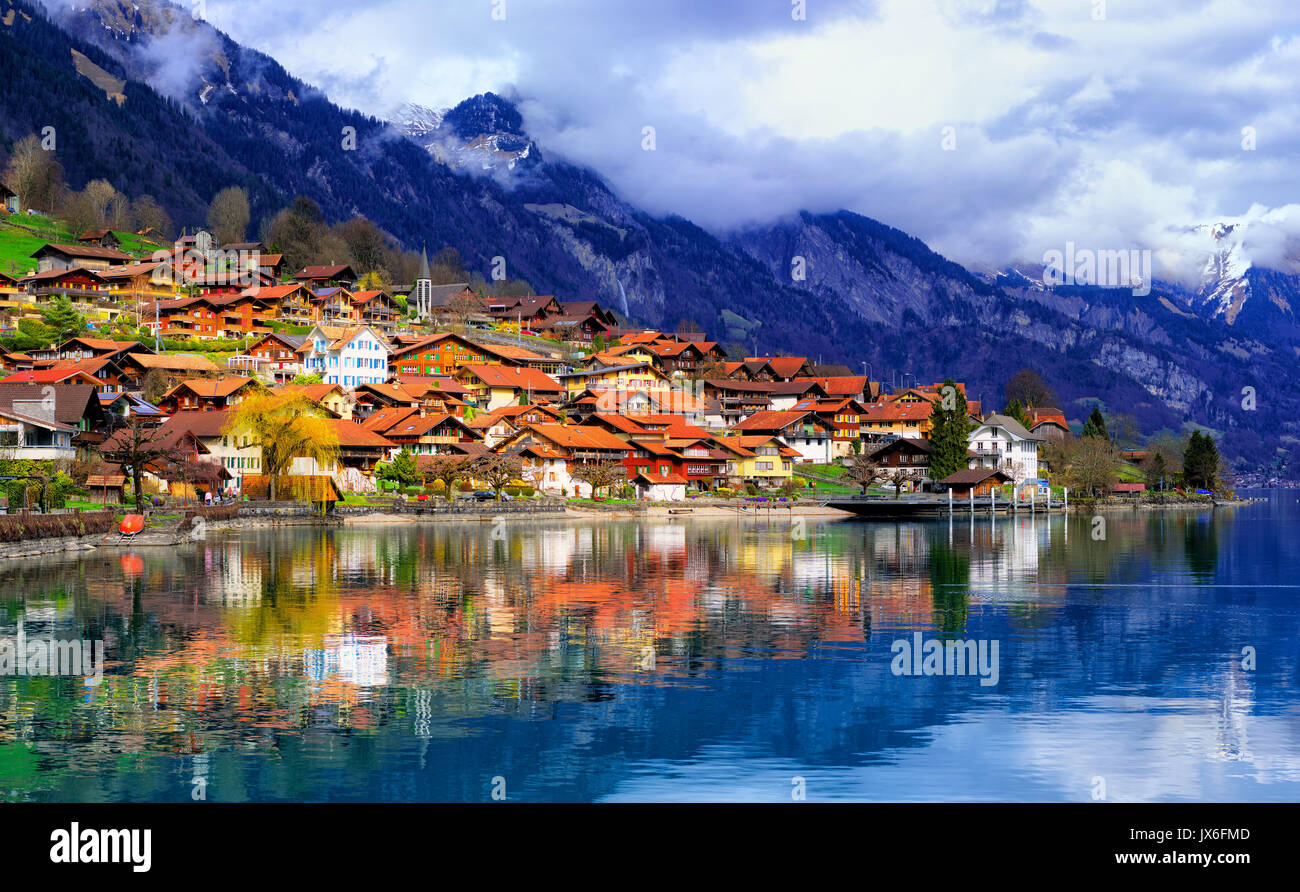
left=859, top=401, right=934, bottom=439
left=713, top=435, right=798, bottom=487
left=558, top=362, right=671, bottom=397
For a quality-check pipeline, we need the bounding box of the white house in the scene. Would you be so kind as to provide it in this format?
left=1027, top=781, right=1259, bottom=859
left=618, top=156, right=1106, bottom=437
left=968, top=413, right=1042, bottom=489
left=300, top=325, right=390, bottom=389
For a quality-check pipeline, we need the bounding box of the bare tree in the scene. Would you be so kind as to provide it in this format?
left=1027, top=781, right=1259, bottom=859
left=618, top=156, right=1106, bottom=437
left=417, top=454, right=477, bottom=502
left=4, top=134, right=64, bottom=212
left=843, top=452, right=885, bottom=494
left=569, top=458, right=627, bottom=499
left=474, top=454, right=523, bottom=500
left=207, top=186, right=251, bottom=245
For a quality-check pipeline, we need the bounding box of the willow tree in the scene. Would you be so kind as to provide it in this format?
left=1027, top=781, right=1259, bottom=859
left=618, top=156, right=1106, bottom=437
left=223, top=393, right=338, bottom=501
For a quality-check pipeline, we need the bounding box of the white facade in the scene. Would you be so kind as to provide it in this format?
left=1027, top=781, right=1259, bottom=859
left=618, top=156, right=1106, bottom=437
left=968, top=414, right=1040, bottom=487
left=301, top=325, right=389, bottom=389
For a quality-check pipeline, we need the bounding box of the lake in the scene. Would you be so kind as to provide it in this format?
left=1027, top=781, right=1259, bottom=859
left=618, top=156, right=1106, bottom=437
left=1, top=492, right=1297, bottom=802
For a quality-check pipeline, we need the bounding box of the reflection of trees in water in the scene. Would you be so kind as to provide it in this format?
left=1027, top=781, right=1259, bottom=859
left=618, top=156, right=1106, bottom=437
left=928, top=537, right=969, bottom=636
left=1181, top=515, right=1218, bottom=581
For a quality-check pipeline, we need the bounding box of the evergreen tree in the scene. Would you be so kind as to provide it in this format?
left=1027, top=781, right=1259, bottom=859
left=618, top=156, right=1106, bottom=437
left=1002, top=398, right=1030, bottom=428
left=39, top=296, right=86, bottom=341
left=1144, top=451, right=1168, bottom=490
left=1081, top=405, right=1109, bottom=441
left=379, top=448, right=419, bottom=487
left=1184, top=431, right=1220, bottom=489
left=928, top=377, right=971, bottom=482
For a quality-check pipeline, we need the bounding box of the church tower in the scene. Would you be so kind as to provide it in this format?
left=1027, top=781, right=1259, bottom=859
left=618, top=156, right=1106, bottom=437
left=414, top=247, right=432, bottom=321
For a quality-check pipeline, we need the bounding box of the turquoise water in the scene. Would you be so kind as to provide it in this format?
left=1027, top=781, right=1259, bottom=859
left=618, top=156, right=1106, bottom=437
left=0, top=492, right=1296, bottom=802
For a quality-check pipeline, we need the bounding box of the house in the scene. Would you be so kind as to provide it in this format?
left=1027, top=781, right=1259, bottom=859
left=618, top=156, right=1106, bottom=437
left=791, top=397, right=871, bottom=457
left=270, top=383, right=356, bottom=420
left=17, top=267, right=105, bottom=302
left=711, top=435, right=798, bottom=488
left=0, top=181, right=17, bottom=214
left=1027, top=406, right=1070, bottom=442
left=362, top=409, right=482, bottom=456
left=158, top=377, right=264, bottom=414
left=39, top=337, right=153, bottom=365
left=254, top=283, right=313, bottom=324
left=30, top=243, right=135, bottom=272
left=117, top=353, right=220, bottom=389
left=293, top=264, right=356, bottom=289
left=299, top=325, right=390, bottom=389
left=483, top=294, right=564, bottom=326
left=0, top=368, right=105, bottom=389
left=495, top=424, right=632, bottom=497
left=727, top=356, right=816, bottom=382
left=77, top=229, right=122, bottom=249
left=868, top=437, right=979, bottom=492
left=968, top=413, right=1042, bottom=488
left=229, top=332, right=308, bottom=383
left=859, top=401, right=934, bottom=440
left=1110, top=482, right=1147, bottom=496
left=939, top=468, right=1011, bottom=497
left=151, top=410, right=262, bottom=489
left=455, top=364, right=563, bottom=411
left=467, top=404, right=563, bottom=447
left=731, top=410, right=836, bottom=464
left=485, top=344, right=565, bottom=375
left=349, top=290, right=400, bottom=332
left=702, top=380, right=775, bottom=427
left=291, top=419, right=395, bottom=474
left=99, top=391, right=166, bottom=425
left=94, top=261, right=176, bottom=301
left=390, top=333, right=504, bottom=377
left=557, top=363, right=672, bottom=400
left=0, top=384, right=107, bottom=460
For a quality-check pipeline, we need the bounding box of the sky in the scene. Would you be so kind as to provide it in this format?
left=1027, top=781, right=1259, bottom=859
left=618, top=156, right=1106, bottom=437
left=189, top=0, right=1300, bottom=280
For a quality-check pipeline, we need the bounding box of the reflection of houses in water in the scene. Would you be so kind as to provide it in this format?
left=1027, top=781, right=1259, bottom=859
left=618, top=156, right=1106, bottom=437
left=305, top=634, right=389, bottom=687
left=204, top=544, right=264, bottom=607
left=1211, top=663, right=1253, bottom=763
left=966, top=517, right=1041, bottom=595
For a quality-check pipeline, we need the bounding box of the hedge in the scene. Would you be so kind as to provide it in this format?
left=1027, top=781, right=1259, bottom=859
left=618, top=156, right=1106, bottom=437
left=0, top=510, right=116, bottom=542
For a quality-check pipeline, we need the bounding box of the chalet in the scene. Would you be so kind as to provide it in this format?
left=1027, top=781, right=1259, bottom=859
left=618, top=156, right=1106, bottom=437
left=150, top=410, right=260, bottom=488
left=230, top=332, right=309, bottom=383
left=158, top=377, right=264, bottom=414
left=43, top=356, right=131, bottom=394
left=495, top=423, right=631, bottom=497
left=1027, top=406, right=1070, bottom=442
left=95, top=261, right=176, bottom=301
left=557, top=363, right=672, bottom=399
left=455, top=364, right=563, bottom=411
left=117, top=352, right=220, bottom=388
left=31, top=243, right=134, bottom=272
left=99, top=391, right=165, bottom=424
left=539, top=313, right=612, bottom=343
left=270, top=383, right=356, bottom=420
left=726, top=356, right=816, bottom=382
left=485, top=344, right=565, bottom=375
left=559, top=301, right=619, bottom=327
left=293, top=264, right=356, bottom=289
left=254, top=283, right=312, bottom=323
left=40, top=337, right=153, bottom=365
left=299, top=325, right=390, bottom=389
left=349, top=290, right=400, bottom=332
left=859, top=401, right=934, bottom=440
left=702, top=380, right=775, bottom=427
left=0, top=368, right=105, bottom=389
left=467, top=404, right=562, bottom=447
left=939, top=468, right=1011, bottom=497
left=731, top=410, right=835, bottom=464
left=790, top=397, right=870, bottom=457
left=390, top=333, right=502, bottom=377
left=311, top=287, right=355, bottom=324
left=0, top=384, right=107, bottom=460
left=362, top=409, right=482, bottom=456
left=77, top=229, right=122, bottom=249
left=17, top=267, right=104, bottom=302
left=646, top=340, right=710, bottom=376
left=483, top=294, right=564, bottom=326
left=711, top=435, right=798, bottom=488
left=304, top=419, right=394, bottom=474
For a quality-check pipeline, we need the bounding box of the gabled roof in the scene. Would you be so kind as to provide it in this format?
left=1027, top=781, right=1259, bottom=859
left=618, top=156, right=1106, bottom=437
left=31, top=243, right=134, bottom=262
left=458, top=364, right=561, bottom=391
left=123, top=353, right=219, bottom=373
left=294, top=264, right=354, bottom=280
left=977, top=413, right=1041, bottom=440
left=941, top=468, right=1011, bottom=486
left=164, top=377, right=260, bottom=400
left=732, top=410, right=822, bottom=432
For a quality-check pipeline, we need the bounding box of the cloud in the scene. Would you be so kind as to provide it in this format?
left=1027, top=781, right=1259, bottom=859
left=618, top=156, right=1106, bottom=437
left=190, top=0, right=1300, bottom=275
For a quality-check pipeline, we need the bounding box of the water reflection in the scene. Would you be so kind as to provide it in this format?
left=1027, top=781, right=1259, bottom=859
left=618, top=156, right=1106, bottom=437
left=1, top=496, right=1297, bottom=802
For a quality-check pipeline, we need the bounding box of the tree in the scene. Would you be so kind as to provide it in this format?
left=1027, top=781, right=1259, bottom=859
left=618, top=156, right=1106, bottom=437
left=1109, top=413, right=1142, bottom=452
left=58, top=189, right=100, bottom=242
left=416, top=454, right=477, bottom=502
left=4, top=134, right=64, bottom=213
left=99, top=418, right=190, bottom=512
left=1081, top=405, right=1109, bottom=441
left=1143, top=451, right=1168, bottom=491
left=132, top=194, right=173, bottom=239
left=378, top=448, right=419, bottom=488
left=39, top=296, right=86, bottom=341
left=1005, top=368, right=1057, bottom=410
left=1002, top=398, right=1030, bottom=428
left=336, top=217, right=389, bottom=274
left=475, top=454, right=522, bottom=500
left=569, top=458, right=627, bottom=499
left=140, top=368, right=171, bottom=403
left=207, top=186, right=251, bottom=245
left=1059, top=434, right=1118, bottom=496
left=928, top=378, right=971, bottom=481
left=1184, top=431, right=1221, bottom=490
left=223, top=393, right=338, bottom=501
left=290, top=373, right=323, bottom=386
left=844, top=452, right=885, bottom=494
left=882, top=466, right=921, bottom=498
left=443, top=289, right=483, bottom=328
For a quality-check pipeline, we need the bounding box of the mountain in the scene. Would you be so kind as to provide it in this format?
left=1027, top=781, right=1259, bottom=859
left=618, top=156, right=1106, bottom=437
left=3, top=0, right=1299, bottom=475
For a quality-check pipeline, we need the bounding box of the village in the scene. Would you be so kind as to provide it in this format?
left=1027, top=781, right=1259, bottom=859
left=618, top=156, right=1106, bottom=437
left=0, top=213, right=1168, bottom=513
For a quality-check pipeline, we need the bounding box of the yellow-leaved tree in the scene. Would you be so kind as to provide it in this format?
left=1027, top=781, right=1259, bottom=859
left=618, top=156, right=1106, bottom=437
left=223, top=393, right=339, bottom=501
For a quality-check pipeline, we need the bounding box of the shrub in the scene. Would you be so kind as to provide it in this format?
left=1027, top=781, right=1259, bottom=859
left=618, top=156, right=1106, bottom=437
left=0, top=510, right=116, bottom=542
left=402, top=486, right=423, bottom=496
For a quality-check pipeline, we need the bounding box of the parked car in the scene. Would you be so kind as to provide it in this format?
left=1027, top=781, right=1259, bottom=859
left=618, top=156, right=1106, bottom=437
left=472, top=490, right=512, bottom=501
